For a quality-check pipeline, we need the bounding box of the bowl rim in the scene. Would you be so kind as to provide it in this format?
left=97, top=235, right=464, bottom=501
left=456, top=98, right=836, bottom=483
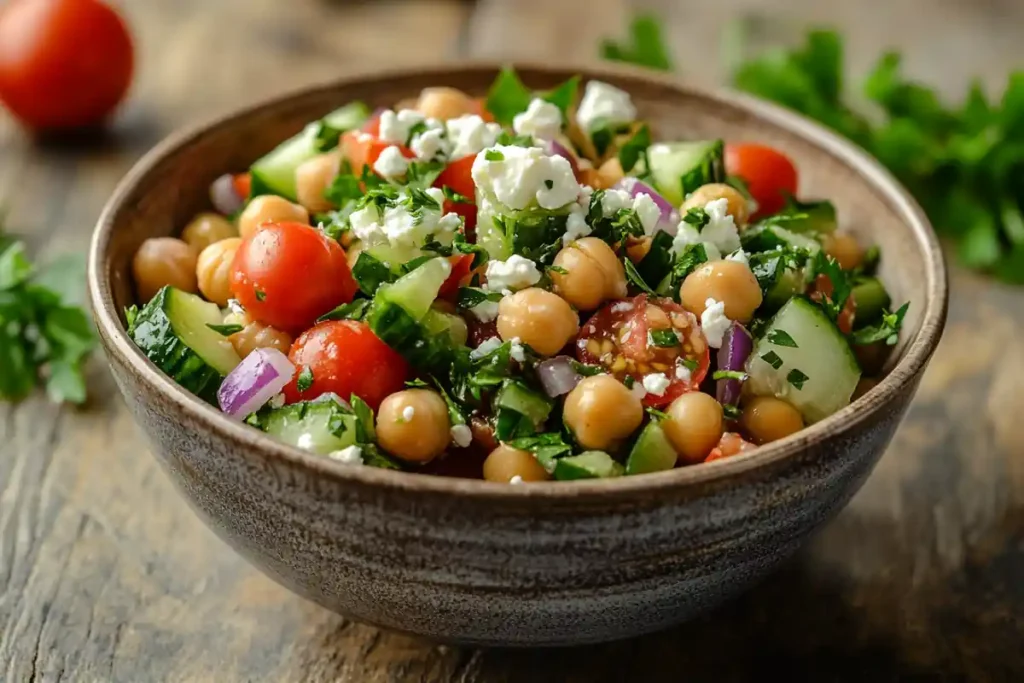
left=88, top=60, right=948, bottom=500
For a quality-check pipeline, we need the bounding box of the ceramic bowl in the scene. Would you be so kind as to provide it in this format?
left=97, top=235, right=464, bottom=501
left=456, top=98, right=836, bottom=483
left=88, top=63, right=947, bottom=647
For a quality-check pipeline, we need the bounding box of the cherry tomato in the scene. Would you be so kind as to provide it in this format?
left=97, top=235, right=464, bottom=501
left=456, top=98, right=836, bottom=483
left=283, top=320, right=408, bottom=410
left=437, top=254, right=474, bottom=301
left=472, top=98, right=495, bottom=123
left=576, top=294, right=710, bottom=407
left=724, top=143, right=798, bottom=219
left=230, top=221, right=356, bottom=334
left=232, top=173, right=252, bottom=200
left=341, top=130, right=415, bottom=175
left=435, top=154, right=478, bottom=236
left=809, top=273, right=856, bottom=335
left=705, top=432, right=757, bottom=463
left=0, top=0, right=133, bottom=131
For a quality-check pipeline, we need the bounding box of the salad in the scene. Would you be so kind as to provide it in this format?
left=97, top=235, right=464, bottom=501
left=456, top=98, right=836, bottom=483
left=126, top=69, right=909, bottom=483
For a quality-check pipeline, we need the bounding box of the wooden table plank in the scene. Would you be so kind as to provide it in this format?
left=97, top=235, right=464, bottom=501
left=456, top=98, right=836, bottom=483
left=1, top=0, right=1022, bottom=680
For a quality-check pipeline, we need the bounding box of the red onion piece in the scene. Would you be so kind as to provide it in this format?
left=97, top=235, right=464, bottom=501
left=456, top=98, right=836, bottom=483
left=536, top=356, right=582, bottom=397
left=217, top=348, right=295, bottom=419
left=614, top=177, right=680, bottom=234
left=545, top=139, right=580, bottom=178
left=210, top=173, right=245, bottom=215
left=716, top=322, right=753, bottom=407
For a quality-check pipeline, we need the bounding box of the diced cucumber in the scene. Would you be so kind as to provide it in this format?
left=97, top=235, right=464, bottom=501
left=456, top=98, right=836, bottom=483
left=246, top=399, right=359, bottom=454
left=748, top=250, right=810, bottom=313
left=475, top=196, right=570, bottom=261
left=625, top=421, right=678, bottom=475
left=745, top=297, right=861, bottom=423
left=249, top=102, right=369, bottom=200
left=851, top=277, right=891, bottom=326
left=423, top=309, right=469, bottom=347
left=554, top=451, right=624, bottom=480
left=128, top=286, right=241, bottom=399
left=647, top=140, right=725, bottom=206
left=495, top=380, right=553, bottom=427
left=377, top=257, right=451, bottom=320
left=741, top=224, right=822, bottom=254
left=770, top=198, right=838, bottom=235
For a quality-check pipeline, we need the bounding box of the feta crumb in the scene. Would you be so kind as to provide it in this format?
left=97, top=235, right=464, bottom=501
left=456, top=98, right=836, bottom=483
left=410, top=125, right=449, bottom=161
left=701, top=298, right=732, bottom=349
left=611, top=302, right=634, bottom=313
left=327, top=445, right=363, bottom=466
left=450, top=424, right=472, bottom=448
left=472, top=144, right=580, bottom=210
left=562, top=204, right=592, bottom=245
left=726, top=249, right=749, bottom=266
left=469, top=298, right=500, bottom=322
left=632, top=192, right=662, bottom=236
left=485, top=254, right=542, bottom=292
left=373, top=145, right=409, bottom=179
left=447, top=114, right=502, bottom=160
left=401, top=405, right=415, bottom=422
left=675, top=362, right=693, bottom=383
left=629, top=380, right=647, bottom=401
left=670, top=222, right=723, bottom=262
left=509, top=337, right=526, bottom=363
left=699, top=198, right=742, bottom=255
left=269, top=393, right=285, bottom=409
left=513, top=98, right=563, bottom=140
left=226, top=299, right=245, bottom=315
left=348, top=188, right=459, bottom=251
left=509, top=475, right=524, bottom=485
left=601, top=188, right=632, bottom=217
left=378, top=109, right=425, bottom=145
left=576, top=80, right=637, bottom=133
left=296, top=433, right=314, bottom=451
left=642, top=372, right=671, bottom=397
left=470, top=336, right=503, bottom=359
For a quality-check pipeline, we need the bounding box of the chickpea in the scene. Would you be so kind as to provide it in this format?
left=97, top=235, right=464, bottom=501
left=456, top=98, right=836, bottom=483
left=681, top=183, right=750, bottom=228
left=496, top=288, right=579, bottom=357
left=375, top=389, right=451, bottom=463
left=483, top=444, right=550, bottom=483
left=823, top=232, right=865, bottom=271
left=295, top=151, right=342, bottom=214
left=196, top=238, right=241, bottom=307
left=597, top=157, right=625, bottom=187
left=625, top=236, right=652, bottom=263
left=237, top=195, right=309, bottom=240
left=416, top=87, right=476, bottom=121
left=228, top=319, right=293, bottom=359
left=563, top=375, right=644, bottom=451
left=132, top=237, right=198, bottom=303
left=740, top=396, right=803, bottom=445
left=679, top=260, right=763, bottom=323
left=551, top=237, right=627, bottom=311
left=181, top=212, right=236, bottom=251
left=663, top=392, right=724, bottom=464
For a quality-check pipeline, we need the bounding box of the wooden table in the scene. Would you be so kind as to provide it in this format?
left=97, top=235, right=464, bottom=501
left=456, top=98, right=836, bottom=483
left=2, top=0, right=1023, bottom=680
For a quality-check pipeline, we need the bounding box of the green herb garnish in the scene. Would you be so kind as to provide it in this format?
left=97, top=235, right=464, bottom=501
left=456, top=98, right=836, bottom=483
left=648, top=329, right=679, bottom=348
left=712, top=370, right=748, bottom=381
left=786, top=368, right=810, bottom=390
left=296, top=367, right=314, bottom=392
left=618, top=123, right=651, bottom=173
left=600, top=14, right=673, bottom=71
left=206, top=323, right=244, bottom=336
left=850, top=302, right=910, bottom=346
left=766, top=329, right=799, bottom=348
left=760, top=350, right=784, bottom=370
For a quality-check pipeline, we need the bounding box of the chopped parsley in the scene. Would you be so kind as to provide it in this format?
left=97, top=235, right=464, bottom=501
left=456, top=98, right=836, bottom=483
left=296, top=367, right=315, bottom=392
left=766, top=329, right=799, bottom=348
left=786, top=368, right=810, bottom=390
left=317, top=299, right=371, bottom=323
left=206, top=323, right=244, bottom=336
left=254, top=288, right=266, bottom=302
left=484, top=149, right=505, bottom=162
left=544, top=179, right=554, bottom=190
left=850, top=302, right=910, bottom=346
left=618, top=123, right=651, bottom=173
left=760, top=350, right=784, bottom=370
left=682, top=206, right=710, bottom=230
left=441, top=185, right=471, bottom=204
left=648, top=329, right=679, bottom=348
left=722, top=404, right=742, bottom=420
left=678, top=357, right=699, bottom=371
left=812, top=251, right=851, bottom=322
left=712, top=370, right=748, bottom=381
left=624, top=258, right=657, bottom=295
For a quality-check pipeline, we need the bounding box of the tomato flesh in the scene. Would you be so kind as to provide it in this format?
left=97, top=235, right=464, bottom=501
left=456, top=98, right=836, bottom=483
left=230, top=221, right=356, bottom=334
left=437, top=254, right=474, bottom=301
left=576, top=295, right=710, bottom=407
left=705, top=432, right=757, bottom=462
left=435, top=154, right=478, bottom=237
left=724, top=143, right=798, bottom=219
left=283, top=320, right=408, bottom=410
left=341, top=130, right=415, bottom=175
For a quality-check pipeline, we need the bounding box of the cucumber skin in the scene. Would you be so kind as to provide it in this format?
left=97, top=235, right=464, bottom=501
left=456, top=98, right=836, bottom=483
left=128, top=287, right=223, bottom=402
left=626, top=422, right=677, bottom=475
left=648, top=140, right=725, bottom=205
left=554, top=451, right=625, bottom=480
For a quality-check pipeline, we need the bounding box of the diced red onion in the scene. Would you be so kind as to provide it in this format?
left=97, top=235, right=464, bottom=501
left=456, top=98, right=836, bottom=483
left=536, top=356, right=582, bottom=397
left=545, top=139, right=580, bottom=177
left=218, top=348, right=295, bottom=419
left=614, top=177, right=680, bottom=235
left=716, top=323, right=753, bottom=407
left=210, top=173, right=245, bottom=215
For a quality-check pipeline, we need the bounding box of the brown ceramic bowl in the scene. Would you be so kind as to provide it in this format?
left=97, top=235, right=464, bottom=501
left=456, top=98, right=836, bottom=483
left=88, top=63, right=947, bottom=647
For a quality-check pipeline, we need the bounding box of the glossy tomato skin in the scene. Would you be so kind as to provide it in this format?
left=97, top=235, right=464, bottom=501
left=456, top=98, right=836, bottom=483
left=341, top=130, right=415, bottom=175
left=283, top=320, right=409, bottom=410
left=435, top=154, right=478, bottom=236
left=437, top=254, right=474, bottom=301
left=724, top=143, right=799, bottom=219
left=576, top=294, right=710, bottom=408
left=230, top=221, right=356, bottom=334
left=0, top=0, right=133, bottom=130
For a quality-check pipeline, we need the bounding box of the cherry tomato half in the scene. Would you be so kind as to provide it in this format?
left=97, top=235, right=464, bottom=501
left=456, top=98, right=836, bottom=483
left=724, top=143, right=798, bottom=219
left=341, top=130, right=415, bottom=176
left=283, top=320, right=408, bottom=410
left=0, top=0, right=134, bottom=131
left=435, top=154, right=478, bottom=237
left=705, top=432, right=757, bottom=463
left=576, top=294, right=710, bottom=407
left=437, top=254, right=474, bottom=301
left=230, top=221, right=356, bottom=334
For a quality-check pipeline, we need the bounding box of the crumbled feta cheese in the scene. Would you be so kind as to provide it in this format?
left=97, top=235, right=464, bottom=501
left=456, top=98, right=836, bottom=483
left=509, top=337, right=526, bottom=363
left=373, top=145, right=409, bottom=179
left=701, top=298, right=731, bottom=348
left=227, top=299, right=245, bottom=315
left=611, top=302, right=634, bottom=313
left=485, top=254, right=542, bottom=292
left=469, top=298, right=500, bottom=322
left=642, top=372, right=671, bottom=397
left=269, top=393, right=285, bottom=409
left=378, top=109, right=424, bottom=145
left=562, top=204, right=592, bottom=245
left=470, top=336, right=503, bottom=359
left=410, top=125, right=449, bottom=161
left=401, top=405, right=415, bottom=422
left=513, top=98, right=563, bottom=140
left=699, top=198, right=742, bottom=255
left=576, top=80, right=637, bottom=133
left=450, top=423, right=472, bottom=448
left=447, top=114, right=503, bottom=160
left=629, top=380, right=647, bottom=401
left=296, top=433, right=314, bottom=451
left=472, top=144, right=580, bottom=210
left=601, top=188, right=632, bottom=216
left=509, top=475, right=524, bottom=485
left=348, top=188, right=460, bottom=250
left=675, top=362, right=692, bottom=383
left=328, top=445, right=363, bottom=465
left=670, top=222, right=722, bottom=262
left=632, top=192, right=662, bottom=236
left=726, top=249, right=749, bottom=266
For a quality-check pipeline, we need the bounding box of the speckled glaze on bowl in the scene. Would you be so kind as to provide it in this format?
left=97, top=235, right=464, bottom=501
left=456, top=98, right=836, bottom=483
left=88, top=63, right=947, bottom=647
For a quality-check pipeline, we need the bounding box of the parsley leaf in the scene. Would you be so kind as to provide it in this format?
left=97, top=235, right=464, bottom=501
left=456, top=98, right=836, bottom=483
left=317, top=299, right=371, bottom=323
left=442, top=185, right=471, bottom=204
left=296, top=367, right=314, bottom=393
left=486, top=68, right=581, bottom=126
left=600, top=14, right=674, bottom=71
left=682, top=207, right=710, bottom=230
left=484, top=149, right=505, bottom=162
left=712, top=370, right=748, bottom=381
left=207, top=323, right=244, bottom=336
left=760, top=350, right=784, bottom=370
left=618, top=124, right=651, bottom=173
left=624, top=258, right=657, bottom=295
left=812, top=251, right=851, bottom=322
left=648, top=329, right=679, bottom=348
left=766, top=329, right=799, bottom=348
left=850, top=302, right=910, bottom=346
left=786, top=368, right=810, bottom=390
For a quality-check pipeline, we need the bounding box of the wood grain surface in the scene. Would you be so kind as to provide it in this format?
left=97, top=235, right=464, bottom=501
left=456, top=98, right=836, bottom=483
left=1, top=0, right=1022, bottom=680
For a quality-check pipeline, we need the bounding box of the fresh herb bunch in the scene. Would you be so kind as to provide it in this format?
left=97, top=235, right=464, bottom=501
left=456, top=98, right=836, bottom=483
left=0, top=226, right=96, bottom=403
left=602, top=16, right=1024, bottom=282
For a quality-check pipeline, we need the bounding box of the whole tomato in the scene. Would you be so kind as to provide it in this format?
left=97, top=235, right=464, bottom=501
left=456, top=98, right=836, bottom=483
left=0, top=0, right=134, bottom=130
left=724, top=143, right=799, bottom=219
left=230, top=221, right=356, bottom=334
